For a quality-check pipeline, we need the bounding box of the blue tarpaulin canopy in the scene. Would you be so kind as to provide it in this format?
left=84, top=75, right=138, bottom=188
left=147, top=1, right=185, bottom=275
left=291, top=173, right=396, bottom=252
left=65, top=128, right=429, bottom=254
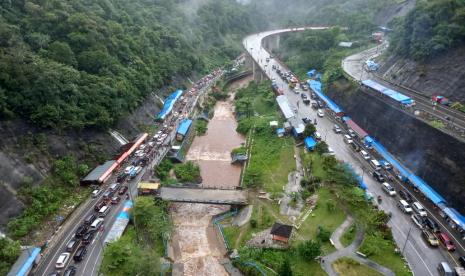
left=362, top=80, right=414, bottom=105
left=156, top=89, right=183, bottom=120
left=364, top=136, right=374, bottom=146
left=8, top=247, right=41, bottom=276
left=276, top=128, right=285, bottom=136
left=308, top=79, right=344, bottom=115
left=307, top=69, right=316, bottom=77
left=442, top=208, right=465, bottom=231
left=304, top=137, right=317, bottom=150
left=177, top=119, right=192, bottom=136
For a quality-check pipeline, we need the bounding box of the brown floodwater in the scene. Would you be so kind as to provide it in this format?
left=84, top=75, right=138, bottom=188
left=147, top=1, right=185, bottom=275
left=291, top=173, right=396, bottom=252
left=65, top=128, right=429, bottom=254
left=170, top=76, right=251, bottom=276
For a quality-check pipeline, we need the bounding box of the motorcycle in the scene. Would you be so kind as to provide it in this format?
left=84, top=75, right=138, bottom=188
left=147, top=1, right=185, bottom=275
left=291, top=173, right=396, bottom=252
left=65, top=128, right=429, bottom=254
left=377, top=195, right=382, bottom=204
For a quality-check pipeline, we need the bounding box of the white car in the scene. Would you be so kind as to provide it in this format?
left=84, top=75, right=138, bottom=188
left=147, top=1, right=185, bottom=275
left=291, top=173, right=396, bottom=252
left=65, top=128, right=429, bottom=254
left=314, top=132, right=322, bottom=140
left=55, top=252, right=70, bottom=269
left=327, top=147, right=335, bottom=156
left=411, top=214, right=425, bottom=229
left=124, top=165, right=135, bottom=175
left=412, top=202, right=428, bottom=217
left=317, top=109, right=324, bottom=117
left=360, top=150, right=370, bottom=160
left=294, top=88, right=300, bottom=94
left=91, top=189, right=101, bottom=198
left=382, top=182, right=396, bottom=196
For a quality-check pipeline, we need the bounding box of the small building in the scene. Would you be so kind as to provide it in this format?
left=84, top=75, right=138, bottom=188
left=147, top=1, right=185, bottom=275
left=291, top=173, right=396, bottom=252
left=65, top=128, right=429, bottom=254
left=269, top=120, right=278, bottom=128
left=338, top=41, right=353, bottom=48
left=270, top=222, right=293, bottom=243
left=7, top=247, right=41, bottom=276
left=304, top=137, right=317, bottom=151
left=176, top=119, right=193, bottom=141
left=138, top=182, right=160, bottom=196
left=80, top=160, right=118, bottom=186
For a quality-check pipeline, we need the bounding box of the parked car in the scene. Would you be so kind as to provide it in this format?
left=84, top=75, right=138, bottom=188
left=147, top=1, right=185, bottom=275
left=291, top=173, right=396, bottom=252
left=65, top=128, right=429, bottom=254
left=437, top=262, right=454, bottom=276
left=90, top=218, right=104, bottom=231
left=63, top=266, right=77, bottom=276
left=437, top=232, right=455, bottom=251
left=55, top=252, right=71, bottom=269
left=333, top=124, right=341, bottom=133
left=111, top=196, right=121, bottom=204
left=91, top=189, right=101, bottom=198
left=360, top=150, right=370, bottom=160
left=327, top=147, right=335, bottom=156
left=73, top=246, right=88, bottom=262
left=82, top=230, right=95, bottom=245
left=424, top=217, right=440, bottom=233
left=398, top=190, right=414, bottom=203
left=314, top=132, right=322, bottom=141
left=411, top=214, right=425, bottom=229
left=422, top=229, right=439, bottom=247
left=65, top=238, right=81, bottom=253
left=84, top=214, right=96, bottom=226
left=412, top=202, right=428, bottom=217
left=458, top=256, right=465, bottom=268
left=317, top=109, right=324, bottom=117
left=301, top=93, right=308, bottom=100
left=124, top=165, right=135, bottom=175
left=94, top=200, right=106, bottom=212
left=348, top=129, right=356, bottom=137
left=75, top=225, right=88, bottom=238
left=372, top=171, right=384, bottom=182
left=343, top=134, right=353, bottom=144
left=382, top=182, right=396, bottom=196
left=397, top=200, right=413, bottom=213
left=118, top=186, right=128, bottom=195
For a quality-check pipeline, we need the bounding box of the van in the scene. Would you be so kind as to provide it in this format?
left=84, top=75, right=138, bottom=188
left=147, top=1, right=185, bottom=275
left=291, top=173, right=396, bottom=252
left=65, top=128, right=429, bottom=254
left=397, top=200, right=412, bottom=213
left=65, top=238, right=81, bottom=253
left=98, top=205, right=110, bottom=217
left=437, top=262, right=454, bottom=276
left=370, top=159, right=381, bottom=171
left=360, top=150, right=370, bottom=160
left=90, top=218, right=104, bottom=230
left=412, top=202, right=427, bottom=217
left=343, top=135, right=353, bottom=144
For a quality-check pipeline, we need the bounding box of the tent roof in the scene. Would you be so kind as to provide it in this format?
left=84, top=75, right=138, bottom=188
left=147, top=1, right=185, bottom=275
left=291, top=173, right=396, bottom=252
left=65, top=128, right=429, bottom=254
left=177, top=119, right=192, bottom=136
left=304, top=137, right=317, bottom=149
left=308, top=80, right=343, bottom=114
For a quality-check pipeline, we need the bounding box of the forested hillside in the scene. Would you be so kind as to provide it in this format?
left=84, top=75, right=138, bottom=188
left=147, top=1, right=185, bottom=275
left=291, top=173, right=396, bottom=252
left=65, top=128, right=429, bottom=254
left=0, top=0, right=263, bottom=130
left=389, top=0, right=465, bottom=60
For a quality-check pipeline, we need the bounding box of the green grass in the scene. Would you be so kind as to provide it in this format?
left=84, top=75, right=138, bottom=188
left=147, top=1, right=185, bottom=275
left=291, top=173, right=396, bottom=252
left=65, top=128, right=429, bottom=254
left=340, top=224, right=357, bottom=247
left=359, top=234, right=412, bottom=276
left=429, top=120, right=444, bottom=129
left=300, top=151, right=327, bottom=179
left=295, top=188, right=346, bottom=254
left=332, top=257, right=383, bottom=276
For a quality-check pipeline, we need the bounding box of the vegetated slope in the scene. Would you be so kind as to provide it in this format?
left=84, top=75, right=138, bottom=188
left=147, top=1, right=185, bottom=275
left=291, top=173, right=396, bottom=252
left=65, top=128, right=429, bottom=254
left=0, top=0, right=264, bottom=232
left=327, top=82, right=465, bottom=214
left=380, top=0, right=465, bottom=102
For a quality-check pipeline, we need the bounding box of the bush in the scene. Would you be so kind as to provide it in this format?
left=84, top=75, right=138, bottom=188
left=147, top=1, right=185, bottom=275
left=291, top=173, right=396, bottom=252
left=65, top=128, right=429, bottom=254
left=155, top=159, right=174, bottom=181
left=236, top=118, right=254, bottom=134
left=174, top=161, right=201, bottom=183
left=196, top=120, right=208, bottom=135
left=250, top=219, right=258, bottom=228
left=317, top=226, right=331, bottom=242
left=297, top=240, right=321, bottom=260
left=243, top=166, right=263, bottom=188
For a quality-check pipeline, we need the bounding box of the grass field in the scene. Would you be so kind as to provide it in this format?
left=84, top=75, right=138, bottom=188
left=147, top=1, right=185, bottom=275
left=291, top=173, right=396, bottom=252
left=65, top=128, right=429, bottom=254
left=332, top=257, right=383, bottom=276
left=340, top=224, right=357, bottom=247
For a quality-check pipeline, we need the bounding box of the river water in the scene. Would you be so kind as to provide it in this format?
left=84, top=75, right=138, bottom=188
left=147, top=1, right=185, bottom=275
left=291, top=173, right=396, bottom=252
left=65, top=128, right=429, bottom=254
left=170, top=77, right=250, bottom=275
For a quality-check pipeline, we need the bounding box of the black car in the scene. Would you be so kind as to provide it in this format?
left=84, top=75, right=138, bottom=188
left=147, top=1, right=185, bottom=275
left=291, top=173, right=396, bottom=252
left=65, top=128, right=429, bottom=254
left=459, top=256, right=465, bottom=267
left=82, top=230, right=95, bottom=244
left=424, top=217, right=440, bottom=233
left=84, top=214, right=96, bottom=226
left=75, top=225, right=88, bottom=238
left=310, top=92, right=316, bottom=99
left=63, top=266, right=77, bottom=276
left=302, top=117, right=311, bottom=124
left=116, top=173, right=128, bottom=183
left=118, top=186, right=128, bottom=195
left=317, top=100, right=324, bottom=108
left=73, top=246, right=88, bottom=262
left=372, top=171, right=385, bottom=182
left=301, top=93, right=308, bottom=99
left=398, top=190, right=414, bottom=203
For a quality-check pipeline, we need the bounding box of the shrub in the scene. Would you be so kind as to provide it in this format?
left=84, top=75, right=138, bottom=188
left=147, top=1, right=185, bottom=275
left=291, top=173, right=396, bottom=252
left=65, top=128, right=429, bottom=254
left=196, top=120, right=208, bottom=135
left=317, top=226, right=331, bottom=242
left=174, top=161, right=201, bottom=183
left=250, top=219, right=257, bottom=228
left=297, top=240, right=321, bottom=260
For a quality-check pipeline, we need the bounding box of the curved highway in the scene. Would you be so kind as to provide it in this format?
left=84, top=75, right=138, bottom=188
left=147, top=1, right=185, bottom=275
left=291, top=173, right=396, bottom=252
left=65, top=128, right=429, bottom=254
left=243, top=27, right=462, bottom=276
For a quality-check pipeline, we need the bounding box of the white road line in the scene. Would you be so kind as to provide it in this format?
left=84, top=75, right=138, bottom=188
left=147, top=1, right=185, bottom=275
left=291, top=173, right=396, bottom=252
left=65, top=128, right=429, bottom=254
left=391, top=223, right=435, bottom=276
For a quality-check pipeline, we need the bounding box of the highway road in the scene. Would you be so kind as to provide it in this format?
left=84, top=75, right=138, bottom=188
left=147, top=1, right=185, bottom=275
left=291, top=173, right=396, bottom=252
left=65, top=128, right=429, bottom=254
left=33, top=69, right=225, bottom=276
left=244, top=28, right=463, bottom=276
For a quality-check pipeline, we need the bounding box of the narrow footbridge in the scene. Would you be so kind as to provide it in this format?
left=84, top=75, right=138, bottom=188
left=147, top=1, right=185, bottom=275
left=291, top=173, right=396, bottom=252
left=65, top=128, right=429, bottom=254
left=159, top=187, right=248, bottom=205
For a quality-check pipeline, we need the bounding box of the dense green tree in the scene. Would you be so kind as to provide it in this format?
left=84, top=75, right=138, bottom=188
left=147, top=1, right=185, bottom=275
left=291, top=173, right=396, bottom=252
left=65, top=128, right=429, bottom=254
left=297, top=240, right=321, bottom=260
left=278, top=258, right=293, bottom=276
left=0, top=238, right=20, bottom=276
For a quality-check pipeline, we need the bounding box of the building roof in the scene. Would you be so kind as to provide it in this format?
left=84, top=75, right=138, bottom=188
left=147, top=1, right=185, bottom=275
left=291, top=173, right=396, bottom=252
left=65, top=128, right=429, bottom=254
left=177, top=119, right=192, bottom=136
left=138, top=182, right=160, bottom=190
left=82, top=160, right=117, bottom=183
left=7, top=247, right=41, bottom=276
left=276, top=95, right=295, bottom=119
left=270, top=222, right=293, bottom=238
left=338, top=41, right=353, bottom=48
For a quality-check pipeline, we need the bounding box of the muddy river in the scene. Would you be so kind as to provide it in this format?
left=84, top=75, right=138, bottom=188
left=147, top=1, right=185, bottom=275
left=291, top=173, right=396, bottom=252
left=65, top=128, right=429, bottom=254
left=170, top=77, right=250, bottom=276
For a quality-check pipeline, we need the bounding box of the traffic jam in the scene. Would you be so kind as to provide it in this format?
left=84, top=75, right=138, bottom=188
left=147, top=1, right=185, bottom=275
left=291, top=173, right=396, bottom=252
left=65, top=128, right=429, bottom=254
left=269, top=58, right=465, bottom=273
left=44, top=67, right=225, bottom=276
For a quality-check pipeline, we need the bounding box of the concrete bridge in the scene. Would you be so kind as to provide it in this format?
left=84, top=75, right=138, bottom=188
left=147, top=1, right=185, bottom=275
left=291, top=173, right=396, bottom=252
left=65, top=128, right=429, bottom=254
left=159, top=186, right=248, bottom=205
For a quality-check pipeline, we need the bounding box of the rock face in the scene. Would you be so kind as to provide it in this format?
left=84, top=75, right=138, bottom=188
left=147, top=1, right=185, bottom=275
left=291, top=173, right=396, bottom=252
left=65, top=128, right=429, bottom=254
left=327, top=83, right=465, bottom=214
left=379, top=46, right=465, bottom=102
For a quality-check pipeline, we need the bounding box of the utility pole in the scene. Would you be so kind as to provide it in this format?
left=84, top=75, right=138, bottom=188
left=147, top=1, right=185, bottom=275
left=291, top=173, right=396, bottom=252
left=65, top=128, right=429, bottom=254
left=402, top=226, right=412, bottom=254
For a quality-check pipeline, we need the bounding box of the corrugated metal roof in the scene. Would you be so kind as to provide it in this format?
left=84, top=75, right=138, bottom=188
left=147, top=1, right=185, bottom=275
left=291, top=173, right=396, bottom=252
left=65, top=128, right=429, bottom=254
left=7, top=247, right=41, bottom=276
left=276, top=95, right=294, bottom=119
left=82, top=160, right=117, bottom=182
left=177, top=119, right=192, bottom=136
left=346, top=119, right=368, bottom=138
